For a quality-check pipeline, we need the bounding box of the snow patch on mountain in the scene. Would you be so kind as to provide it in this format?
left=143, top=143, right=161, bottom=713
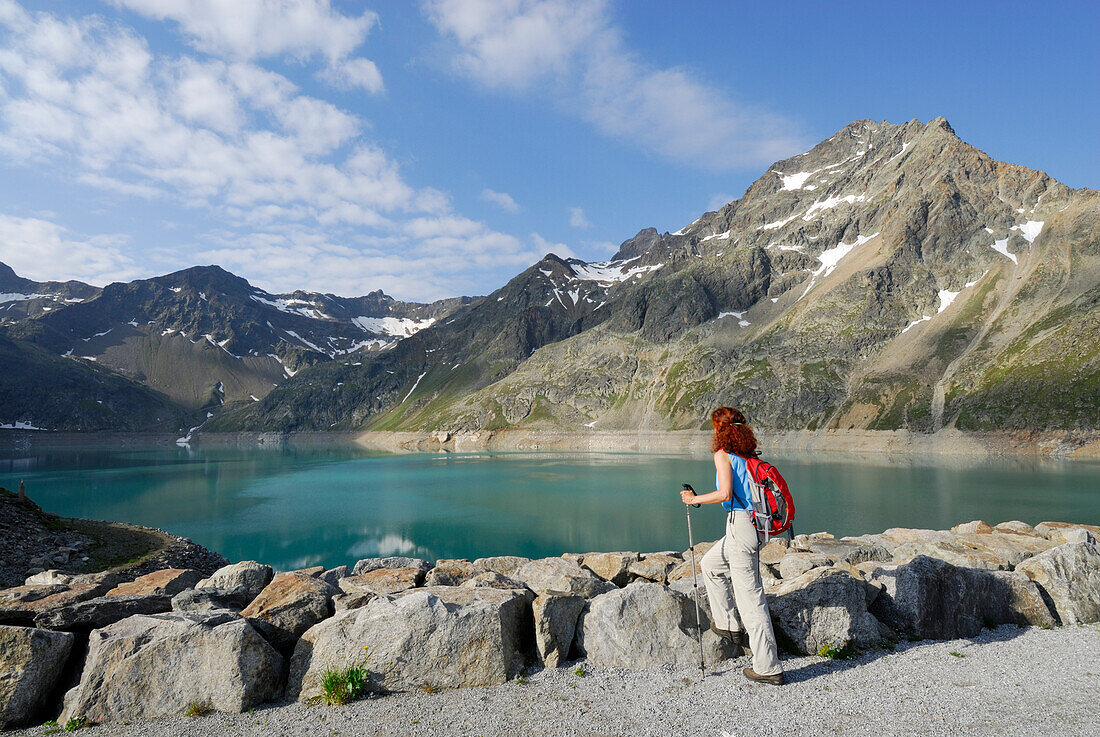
left=0, top=292, right=49, bottom=304
left=778, top=171, right=814, bottom=190
left=568, top=257, right=663, bottom=284
left=1011, top=220, right=1044, bottom=244
left=251, top=294, right=332, bottom=320
left=990, top=238, right=1017, bottom=264
left=717, top=311, right=751, bottom=327
left=353, top=316, right=436, bottom=337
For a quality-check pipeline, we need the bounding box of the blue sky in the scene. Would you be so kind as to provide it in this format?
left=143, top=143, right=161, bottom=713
left=0, top=1, right=1095, bottom=301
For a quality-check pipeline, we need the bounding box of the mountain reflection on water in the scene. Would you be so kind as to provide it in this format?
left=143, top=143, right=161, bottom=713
left=2, top=444, right=1097, bottom=571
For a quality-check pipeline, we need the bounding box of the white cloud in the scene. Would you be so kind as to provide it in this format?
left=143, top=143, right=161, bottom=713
left=480, top=187, right=519, bottom=212
left=0, top=213, right=138, bottom=285
left=423, top=0, right=806, bottom=170
left=195, top=226, right=544, bottom=301
left=568, top=206, right=590, bottom=229
left=111, top=0, right=377, bottom=63
left=319, top=57, right=385, bottom=94
left=0, top=2, right=541, bottom=301
left=531, top=232, right=575, bottom=259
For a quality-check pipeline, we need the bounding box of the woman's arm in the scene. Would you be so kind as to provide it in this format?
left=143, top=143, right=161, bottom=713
left=679, top=451, right=734, bottom=505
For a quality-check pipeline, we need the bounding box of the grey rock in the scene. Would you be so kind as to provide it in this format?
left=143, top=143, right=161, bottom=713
left=332, top=591, right=376, bottom=611
left=471, top=556, right=531, bottom=577
left=23, top=570, right=75, bottom=586
left=514, top=557, right=615, bottom=599
left=34, top=593, right=173, bottom=631
left=104, top=568, right=204, bottom=598
left=287, top=586, right=530, bottom=698
left=171, top=585, right=253, bottom=612
left=766, top=567, right=882, bottom=654
left=626, top=552, right=681, bottom=584
left=1016, top=542, right=1100, bottom=625
left=459, top=571, right=528, bottom=590
left=339, top=567, right=425, bottom=596
left=320, top=565, right=351, bottom=588
left=240, top=572, right=337, bottom=652
left=197, top=561, right=274, bottom=601
left=580, top=552, right=639, bottom=587
left=425, top=559, right=478, bottom=587
left=575, top=581, right=736, bottom=669
left=778, top=552, right=835, bottom=580
left=532, top=592, right=585, bottom=667
left=869, top=555, right=1055, bottom=639
left=0, top=625, right=75, bottom=729
left=351, top=557, right=430, bottom=576
left=60, top=611, right=282, bottom=724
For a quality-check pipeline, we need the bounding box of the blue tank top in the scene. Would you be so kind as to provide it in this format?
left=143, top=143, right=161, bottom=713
left=718, top=452, right=754, bottom=512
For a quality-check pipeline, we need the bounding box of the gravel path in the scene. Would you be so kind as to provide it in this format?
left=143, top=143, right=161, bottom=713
left=17, top=624, right=1100, bottom=737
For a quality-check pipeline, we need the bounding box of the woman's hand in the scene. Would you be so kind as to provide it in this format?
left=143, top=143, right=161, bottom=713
left=680, top=489, right=697, bottom=505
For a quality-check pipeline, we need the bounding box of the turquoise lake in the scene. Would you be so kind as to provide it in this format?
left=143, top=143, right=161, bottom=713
left=1, top=444, right=1098, bottom=571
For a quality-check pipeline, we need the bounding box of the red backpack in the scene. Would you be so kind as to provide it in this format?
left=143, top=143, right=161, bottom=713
left=741, top=456, right=796, bottom=542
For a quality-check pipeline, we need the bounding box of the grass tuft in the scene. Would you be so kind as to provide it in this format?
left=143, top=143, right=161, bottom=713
left=319, top=661, right=370, bottom=706
left=949, top=651, right=966, bottom=658
left=817, top=642, right=854, bottom=660
left=184, top=702, right=211, bottom=717
left=573, top=665, right=587, bottom=678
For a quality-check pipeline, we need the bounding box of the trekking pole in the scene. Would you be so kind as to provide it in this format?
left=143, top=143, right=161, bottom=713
left=682, top=484, right=706, bottom=680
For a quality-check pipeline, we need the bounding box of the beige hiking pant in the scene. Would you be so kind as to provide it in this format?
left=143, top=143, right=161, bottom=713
left=699, top=509, right=782, bottom=676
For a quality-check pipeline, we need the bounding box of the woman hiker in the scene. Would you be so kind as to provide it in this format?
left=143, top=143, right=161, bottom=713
left=679, top=406, right=785, bottom=685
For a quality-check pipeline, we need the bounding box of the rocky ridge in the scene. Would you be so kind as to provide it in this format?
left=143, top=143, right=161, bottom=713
left=0, top=265, right=470, bottom=431
left=2, top=118, right=1096, bottom=442
left=1, top=516, right=1097, bottom=729
left=203, top=117, right=1099, bottom=440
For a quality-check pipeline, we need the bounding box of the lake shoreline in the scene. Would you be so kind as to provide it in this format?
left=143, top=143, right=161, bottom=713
left=3, top=427, right=1100, bottom=459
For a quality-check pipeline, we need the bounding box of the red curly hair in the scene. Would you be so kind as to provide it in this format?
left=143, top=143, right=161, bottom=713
left=711, top=406, right=758, bottom=457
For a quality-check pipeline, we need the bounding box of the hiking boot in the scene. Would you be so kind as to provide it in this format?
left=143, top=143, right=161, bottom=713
left=711, top=626, right=752, bottom=657
left=743, top=667, right=784, bottom=686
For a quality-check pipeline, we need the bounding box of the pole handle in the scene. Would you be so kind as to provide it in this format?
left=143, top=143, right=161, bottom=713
left=682, top=483, right=700, bottom=508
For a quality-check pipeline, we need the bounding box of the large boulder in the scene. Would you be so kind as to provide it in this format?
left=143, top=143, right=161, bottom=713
left=0, top=625, right=75, bottom=729
left=352, top=557, right=431, bottom=576
left=1016, top=542, right=1100, bottom=625
left=171, top=586, right=254, bottom=613
left=1035, top=522, right=1100, bottom=546
left=471, top=556, right=530, bottom=577
left=797, top=537, right=891, bottom=566
left=869, top=555, right=1055, bottom=639
left=339, top=567, right=424, bottom=596
left=766, top=568, right=881, bottom=654
left=287, top=586, right=530, bottom=698
left=460, top=571, right=528, bottom=590
left=425, top=559, right=478, bottom=587
left=0, top=581, right=115, bottom=626
left=60, top=612, right=282, bottom=724
left=778, top=552, right=835, bottom=580
left=951, top=520, right=994, bottom=535
left=581, top=552, right=639, bottom=587
left=627, top=553, right=682, bottom=584
left=105, top=568, right=204, bottom=598
left=197, top=561, right=273, bottom=602
left=320, top=566, right=351, bottom=588
left=532, top=592, right=585, bottom=667
left=34, top=594, right=173, bottom=631
left=513, top=558, right=614, bottom=598
left=575, top=581, right=735, bottom=669
left=240, top=572, right=336, bottom=652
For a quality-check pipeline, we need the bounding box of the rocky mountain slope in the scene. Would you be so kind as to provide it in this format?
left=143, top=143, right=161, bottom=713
left=2, top=117, right=1097, bottom=437
left=0, top=265, right=469, bottom=430
left=213, top=117, right=1100, bottom=435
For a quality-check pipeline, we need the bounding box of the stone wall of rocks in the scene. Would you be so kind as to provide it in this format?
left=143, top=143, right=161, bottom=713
left=1, top=519, right=1098, bottom=729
